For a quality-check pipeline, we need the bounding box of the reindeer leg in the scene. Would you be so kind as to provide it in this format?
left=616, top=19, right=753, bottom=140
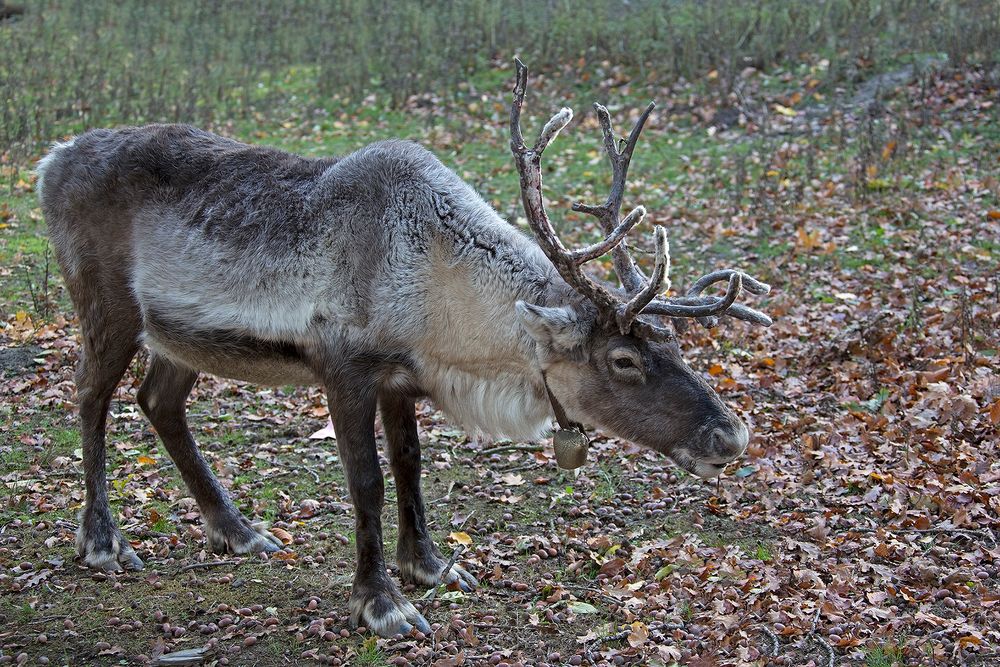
left=137, top=354, right=280, bottom=555
left=72, top=294, right=144, bottom=571
left=330, top=381, right=431, bottom=637
left=380, top=393, right=477, bottom=592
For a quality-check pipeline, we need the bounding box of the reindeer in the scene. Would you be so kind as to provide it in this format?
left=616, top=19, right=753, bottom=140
left=35, top=60, right=771, bottom=637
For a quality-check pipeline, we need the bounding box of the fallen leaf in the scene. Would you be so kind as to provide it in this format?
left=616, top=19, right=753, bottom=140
left=627, top=621, right=649, bottom=647
left=309, top=419, right=337, bottom=440
left=501, top=472, right=525, bottom=486
left=567, top=601, right=599, bottom=614
left=270, top=527, right=293, bottom=545
left=449, top=531, right=472, bottom=546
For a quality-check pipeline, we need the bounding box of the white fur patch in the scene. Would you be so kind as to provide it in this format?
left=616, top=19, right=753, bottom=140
left=134, top=259, right=320, bottom=340
left=76, top=515, right=143, bottom=571
left=399, top=558, right=477, bottom=589
left=419, top=358, right=551, bottom=440
left=34, top=137, right=76, bottom=199
left=349, top=593, right=426, bottom=637
left=204, top=518, right=282, bottom=554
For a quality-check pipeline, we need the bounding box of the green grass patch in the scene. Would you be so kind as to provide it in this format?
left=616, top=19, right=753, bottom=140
left=865, top=640, right=906, bottom=667
left=355, top=636, right=389, bottom=666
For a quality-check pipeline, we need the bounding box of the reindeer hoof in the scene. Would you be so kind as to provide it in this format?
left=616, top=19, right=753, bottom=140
left=76, top=516, right=144, bottom=572
left=440, top=563, right=479, bottom=592
left=399, top=550, right=479, bottom=592
left=205, top=514, right=283, bottom=554
left=350, top=586, right=431, bottom=638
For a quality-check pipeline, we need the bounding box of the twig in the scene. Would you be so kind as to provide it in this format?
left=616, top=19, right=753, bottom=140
left=562, top=583, right=621, bottom=608
left=986, top=527, right=998, bottom=550
left=438, top=544, right=466, bottom=584
left=810, top=634, right=835, bottom=667
left=302, top=465, right=322, bottom=484
left=479, top=443, right=544, bottom=457
left=848, top=526, right=995, bottom=548
left=456, top=510, right=475, bottom=531
left=26, top=614, right=72, bottom=626
left=179, top=559, right=240, bottom=573
left=915, top=528, right=997, bottom=549
left=273, top=461, right=322, bottom=484
left=584, top=628, right=630, bottom=663
left=430, top=481, right=457, bottom=505
left=498, top=461, right=541, bottom=474
left=760, top=627, right=780, bottom=657
left=419, top=545, right=467, bottom=611
left=466, top=623, right=524, bottom=632
left=654, top=622, right=685, bottom=633
left=597, top=629, right=630, bottom=645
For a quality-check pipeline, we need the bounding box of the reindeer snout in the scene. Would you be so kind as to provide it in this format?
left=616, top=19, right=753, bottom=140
left=711, top=420, right=749, bottom=461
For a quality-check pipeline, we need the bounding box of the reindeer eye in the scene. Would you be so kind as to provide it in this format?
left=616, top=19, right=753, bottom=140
left=613, top=357, right=637, bottom=370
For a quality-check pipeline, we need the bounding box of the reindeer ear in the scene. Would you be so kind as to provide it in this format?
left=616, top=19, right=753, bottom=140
left=515, top=302, right=591, bottom=358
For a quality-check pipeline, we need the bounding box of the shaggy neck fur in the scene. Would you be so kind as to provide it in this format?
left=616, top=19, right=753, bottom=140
left=412, top=215, right=580, bottom=441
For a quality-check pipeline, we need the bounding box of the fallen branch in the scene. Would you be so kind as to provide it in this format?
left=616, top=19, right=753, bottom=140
left=479, top=443, right=544, bottom=457
left=760, top=627, right=780, bottom=657
left=438, top=544, right=466, bottom=584
left=848, top=526, right=996, bottom=549
left=810, top=634, right=835, bottom=667
left=179, top=559, right=240, bottom=573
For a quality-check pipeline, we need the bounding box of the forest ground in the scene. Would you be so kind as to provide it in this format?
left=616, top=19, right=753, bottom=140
left=1, top=55, right=999, bottom=666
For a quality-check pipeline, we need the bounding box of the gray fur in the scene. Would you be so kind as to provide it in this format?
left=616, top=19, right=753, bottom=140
left=38, top=124, right=750, bottom=636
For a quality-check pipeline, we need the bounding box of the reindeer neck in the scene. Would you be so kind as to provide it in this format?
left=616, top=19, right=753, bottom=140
left=410, top=229, right=583, bottom=440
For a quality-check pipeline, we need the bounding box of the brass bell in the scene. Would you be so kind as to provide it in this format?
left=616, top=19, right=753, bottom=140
left=553, top=428, right=589, bottom=469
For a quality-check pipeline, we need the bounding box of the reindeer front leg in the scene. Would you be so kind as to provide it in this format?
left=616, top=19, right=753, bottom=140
left=329, top=380, right=431, bottom=637
left=379, top=393, right=478, bottom=592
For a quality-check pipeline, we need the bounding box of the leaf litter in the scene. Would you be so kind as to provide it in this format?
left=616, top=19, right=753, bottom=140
left=1, top=60, right=999, bottom=666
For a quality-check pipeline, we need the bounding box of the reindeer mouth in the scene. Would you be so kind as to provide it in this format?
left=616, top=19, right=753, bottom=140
left=668, top=423, right=749, bottom=478
left=691, top=460, right=728, bottom=479
left=670, top=450, right=734, bottom=479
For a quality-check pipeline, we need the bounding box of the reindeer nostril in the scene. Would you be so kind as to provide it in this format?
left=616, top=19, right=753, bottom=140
left=712, top=421, right=749, bottom=459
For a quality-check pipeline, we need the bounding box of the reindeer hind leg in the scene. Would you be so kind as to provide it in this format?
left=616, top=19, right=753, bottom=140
left=137, top=353, right=281, bottom=555
left=68, top=270, right=144, bottom=571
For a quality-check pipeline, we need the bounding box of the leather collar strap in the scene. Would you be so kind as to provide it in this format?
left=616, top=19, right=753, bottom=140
left=541, top=371, right=585, bottom=433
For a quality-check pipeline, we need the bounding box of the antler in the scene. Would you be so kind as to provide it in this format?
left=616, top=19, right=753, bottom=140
left=571, top=101, right=656, bottom=295
left=510, top=58, right=642, bottom=322
left=510, top=59, right=772, bottom=339
left=642, top=270, right=773, bottom=327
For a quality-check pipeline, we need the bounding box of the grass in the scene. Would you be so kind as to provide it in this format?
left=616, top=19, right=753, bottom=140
left=3, top=1, right=999, bottom=171
left=356, top=636, right=389, bottom=667
left=753, top=543, right=773, bottom=562
left=865, top=640, right=906, bottom=667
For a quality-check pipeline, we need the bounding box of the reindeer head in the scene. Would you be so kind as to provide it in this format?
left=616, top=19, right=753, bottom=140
left=510, top=59, right=772, bottom=478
